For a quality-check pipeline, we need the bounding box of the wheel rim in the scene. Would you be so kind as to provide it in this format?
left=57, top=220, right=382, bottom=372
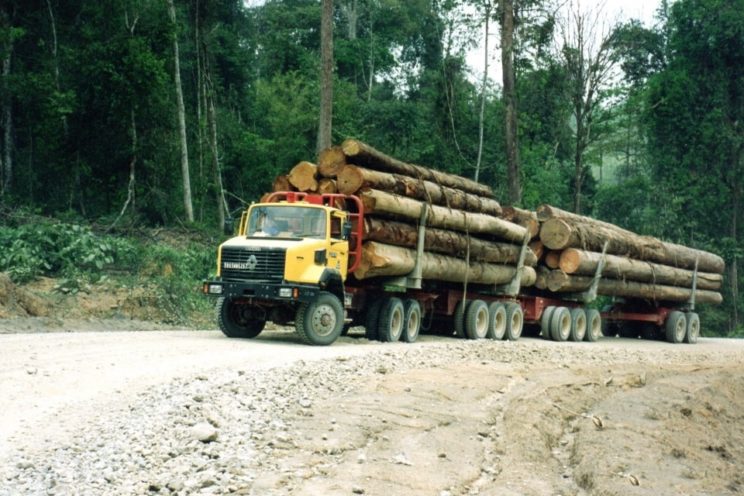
left=575, top=314, right=586, bottom=340
left=689, top=318, right=700, bottom=341
left=476, top=308, right=488, bottom=337
left=674, top=316, right=686, bottom=342
left=494, top=310, right=506, bottom=337
left=559, top=314, right=570, bottom=340
left=509, top=310, right=523, bottom=339
left=408, top=310, right=419, bottom=336
left=589, top=314, right=600, bottom=340
left=311, top=303, right=337, bottom=337
left=391, top=307, right=403, bottom=338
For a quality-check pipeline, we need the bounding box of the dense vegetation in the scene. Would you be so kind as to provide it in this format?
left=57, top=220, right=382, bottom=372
left=0, top=0, right=741, bottom=334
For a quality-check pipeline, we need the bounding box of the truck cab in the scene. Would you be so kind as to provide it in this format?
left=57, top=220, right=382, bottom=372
left=203, top=192, right=363, bottom=345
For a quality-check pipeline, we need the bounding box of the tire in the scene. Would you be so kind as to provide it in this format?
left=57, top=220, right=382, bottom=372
left=685, top=312, right=700, bottom=344
left=550, top=306, right=571, bottom=341
left=378, top=297, right=405, bottom=342
left=465, top=300, right=489, bottom=340
left=295, top=292, right=344, bottom=346
left=665, top=310, right=687, bottom=344
left=401, top=299, right=421, bottom=343
left=364, top=298, right=383, bottom=341
left=540, top=306, right=556, bottom=340
left=487, top=302, right=507, bottom=340
left=504, top=302, right=524, bottom=341
left=585, top=308, right=602, bottom=342
left=216, top=297, right=265, bottom=338
left=569, top=308, right=587, bottom=342
left=453, top=300, right=467, bottom=338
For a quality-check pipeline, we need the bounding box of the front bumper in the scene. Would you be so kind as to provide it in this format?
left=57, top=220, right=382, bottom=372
left=202, top=279, right=320, bottom=303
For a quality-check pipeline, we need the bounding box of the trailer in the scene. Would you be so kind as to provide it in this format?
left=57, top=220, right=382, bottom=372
left=202, top=192, right=701, bottom=346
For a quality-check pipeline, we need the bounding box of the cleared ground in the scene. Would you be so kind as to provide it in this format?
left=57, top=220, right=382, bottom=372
left=0, top=328, right=742, bottom=495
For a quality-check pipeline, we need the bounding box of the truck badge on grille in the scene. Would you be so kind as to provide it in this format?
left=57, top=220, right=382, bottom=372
left=246, top=254, right=258, bottom=270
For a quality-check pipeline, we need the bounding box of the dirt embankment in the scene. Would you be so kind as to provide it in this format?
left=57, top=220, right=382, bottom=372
left=0, top=331, right=742, bottom=496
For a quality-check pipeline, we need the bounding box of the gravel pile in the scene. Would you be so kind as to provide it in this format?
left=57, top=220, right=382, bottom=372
left=0, top=337, right=721, bottom=495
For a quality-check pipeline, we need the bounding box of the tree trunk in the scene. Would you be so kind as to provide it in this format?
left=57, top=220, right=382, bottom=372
left=317, top=0, right=333, bottom=153
left=1, top=34, right=12, bottom=195
left=337, top=165, right=502, bottom=216
left=501, top=206, right=538, bottom=238
left=363, top=218, right=537, bottom=266
left=559, top=248, right=722, bottom=290
left=272, top=175, right=293, bottom=192
left=544, top=250, right=561, bottom=269
left=167, top=0, right=194, bottom=222
left=354, top=241, right=536, bottom=287
left=474, top=2, right=490, bottom=183
left=529, top=240, right=545, bottom=260
left=318, top=178, right=337, bottom=194
left=341, top=139, right=493, bottom=197
left=45, top=0, right=67, bottom=137
left=318, top=146, right=346, bottom=177
left=108, top=109, right=138, bottom=231
left=287, top=161, right=319, bottom=192
left=501, top=0, right=520, bottom=204
left=545, top=270, right=723, bottom=305
left=360, top=189, right=527, bottom=242
left=539, top=217, right=725, bottom=273
left=207, top=88, right=227, bottom=228
left=731, top=182, right=740, bottom=330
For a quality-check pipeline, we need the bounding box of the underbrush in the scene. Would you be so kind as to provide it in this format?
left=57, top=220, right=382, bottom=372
left=0, top=213, right=220, bottom=327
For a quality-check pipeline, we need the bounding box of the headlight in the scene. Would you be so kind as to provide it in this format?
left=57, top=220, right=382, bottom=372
left=208, top=284, right=223, bottom=295
left=279, top=287, right=293, bottom=298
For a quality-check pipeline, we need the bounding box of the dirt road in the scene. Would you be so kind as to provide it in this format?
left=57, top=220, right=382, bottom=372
left=1, top=329, right=743, bottom=495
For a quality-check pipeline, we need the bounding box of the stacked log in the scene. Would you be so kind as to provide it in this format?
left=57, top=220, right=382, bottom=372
left=534, top=204, right=724, bottom=304
left=275, top=140, right=535, bottom=288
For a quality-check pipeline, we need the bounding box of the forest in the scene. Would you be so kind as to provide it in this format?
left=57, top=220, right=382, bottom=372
left=0, top=0, right=741, bottom=334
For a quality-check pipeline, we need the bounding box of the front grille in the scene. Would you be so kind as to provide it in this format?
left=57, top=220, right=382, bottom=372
left=220, top=247, right=286, bottom=281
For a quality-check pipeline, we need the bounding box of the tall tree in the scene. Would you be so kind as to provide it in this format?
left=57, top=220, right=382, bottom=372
left=474, top=0, right=492, bottom=184
left=167, top=0, right=194, bottom=222
left=500, top=0, right=520, bottom=202
left=317, top=0, right=333, bottom=153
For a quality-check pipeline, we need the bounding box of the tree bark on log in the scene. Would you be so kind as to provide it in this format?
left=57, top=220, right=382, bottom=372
left=341, top=139, right=493, bottom=197
left=363, top=218, right=537, bottom=266
left=502, top=206, right=538, bottom=238
left=529, top=240, right=545, bottom=260
left=354, top=242, right=536, bottom=287
left=545, top=270, right=723, bottom=304
left=545, top=250, right=561, bottom=269
left=535, top=266, right=550, bottom=290
left=360, top=189, right=527, bottom=242
left=318, top=146, right=346, bottom=177
left=287, top=161, right=319, bottom=192
left=539, top=217, right=725, bottom=274
left=337, top=165, right=502, bottom=216
left=559, top=248, right=723, bottom=290
left=272, top=175, right=293, bottom=192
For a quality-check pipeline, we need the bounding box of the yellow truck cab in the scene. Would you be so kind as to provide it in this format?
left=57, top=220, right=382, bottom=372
left=203, top=192, right=363, bottom=345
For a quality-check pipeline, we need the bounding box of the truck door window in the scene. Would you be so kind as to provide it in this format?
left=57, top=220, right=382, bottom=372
left=330, top=215, right=342, bottom=240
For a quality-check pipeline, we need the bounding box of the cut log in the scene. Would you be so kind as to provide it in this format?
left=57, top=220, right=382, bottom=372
left=529, top=240, right=545, bottom=260
left=341, top=139, right=493, bottom=197
left=502, top=206, right=539, bottom=238
left=360, top=189, right=527, bottom=242
left=317, top=178, right=338, bottom=194
left=318, top=146, right=346, bottom=178
left=535, top=266, right=550, bottom=290
left=539, top=217, right=725, bottom=274
left=544, top=250, right=561, bottom=269
left=272, top=175, right=293, bottom=192
left=545, top=270, right=723, bottom=304
left=559, top=248, right=723, bottom=290
left=287, top=161, right=319, bottom=192
left=354, top=242, right=536, bottom=287
left=337, top=165, right=502, bottom=216
left=363, top=218, right=537, bottom=266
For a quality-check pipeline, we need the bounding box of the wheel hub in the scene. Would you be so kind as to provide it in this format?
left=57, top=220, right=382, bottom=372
left=311, top=304, right=337, bottom=337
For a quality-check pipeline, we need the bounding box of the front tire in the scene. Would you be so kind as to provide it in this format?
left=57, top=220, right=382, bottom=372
left=216, top=297, right=266, bottom=338
left=295, top=292, right=344, bottom=346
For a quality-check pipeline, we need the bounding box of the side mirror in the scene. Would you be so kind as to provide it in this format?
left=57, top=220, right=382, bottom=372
left=342, top=221, right=352, bottom=240
left=223, top=217, right=235, bottom=235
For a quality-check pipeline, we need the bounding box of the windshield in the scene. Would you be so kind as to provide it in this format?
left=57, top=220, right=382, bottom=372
left=247, top=206, right=327, bottom=239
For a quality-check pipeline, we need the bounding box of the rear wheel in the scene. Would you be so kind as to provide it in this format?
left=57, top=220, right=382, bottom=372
left=504, top=303, right=524, bottom=341
left=454, top=301, right=467, bottom=338
left=550, top=307, right=571, bottom=341
left=465, top=300, right=489, bottom=340
left=569, top=308, right=587, bottom=342
left=216, top=297, right=266, bottom=338
left=364, top=298, right=383, bottom=341
left=685, top=312, right=700, bottom=344
left=540, top=306, right=556, bottom=340
left=295, top=292, right=344, bottom=346
left=487, top=302, right=507, bottom=340
left=665, top=310, right=687, bottom=344
left=585, top=309, right=602, bottom=342
left=401, top=299, right=421, bottom=343
left=378, top=297, right=405, bottom=342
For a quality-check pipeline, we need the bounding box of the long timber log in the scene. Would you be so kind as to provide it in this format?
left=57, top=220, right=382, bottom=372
left=545, top=270, right=723, bottom=304
left=287, top=161, right=319, bottom=192
left=559, top=248, right=722, bottom=290
left=342, top=139, right=493, bottom=197
left=354, top=242, right=536, bottom=286
left=360, top=189, right=527, bottom=242
left=502, top=206, right=539, bottom=239
left=363, top=218, right=537, bottom=266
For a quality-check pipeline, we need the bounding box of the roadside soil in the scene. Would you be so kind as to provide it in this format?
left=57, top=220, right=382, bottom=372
left=0, top=328, right=742, bottom=496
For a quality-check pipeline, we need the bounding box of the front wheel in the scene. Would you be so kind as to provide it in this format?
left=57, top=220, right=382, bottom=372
left=216, top=297, right=266, bottom=338
left=295, top=292, right=344, bottom=346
